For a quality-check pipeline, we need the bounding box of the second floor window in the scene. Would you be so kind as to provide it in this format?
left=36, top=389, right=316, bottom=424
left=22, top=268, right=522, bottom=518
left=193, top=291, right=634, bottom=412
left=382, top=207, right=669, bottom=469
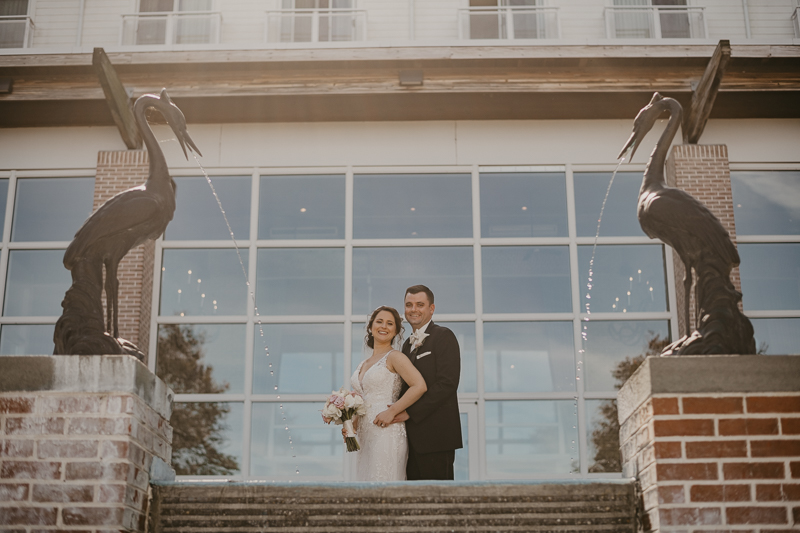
left=609, top=0, right=704, bottom=39
left=123, top=0, right=218, bottom=46
left=0, top=0, right=32, bottom=48
left=462, top=0, right=559, bottom=41
left=274, top=0, right=358, bottom=43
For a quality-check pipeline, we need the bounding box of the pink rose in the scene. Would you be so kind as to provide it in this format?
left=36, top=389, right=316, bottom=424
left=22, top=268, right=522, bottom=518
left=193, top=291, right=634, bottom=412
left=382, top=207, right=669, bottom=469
left=333, top=395, right=345, bottom=409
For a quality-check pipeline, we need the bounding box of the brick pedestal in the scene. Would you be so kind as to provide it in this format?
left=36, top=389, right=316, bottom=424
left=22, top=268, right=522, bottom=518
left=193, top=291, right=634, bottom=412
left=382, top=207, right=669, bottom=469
left=0, top=355, right=173, bottom=531
left=666, top=145, right=741, bottom=337
left=618, top=355, right=800, bottom=532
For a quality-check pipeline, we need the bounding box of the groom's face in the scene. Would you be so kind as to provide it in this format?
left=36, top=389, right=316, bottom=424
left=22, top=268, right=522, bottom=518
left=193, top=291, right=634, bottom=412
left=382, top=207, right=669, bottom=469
left=404, top=292, right=434, bottom=330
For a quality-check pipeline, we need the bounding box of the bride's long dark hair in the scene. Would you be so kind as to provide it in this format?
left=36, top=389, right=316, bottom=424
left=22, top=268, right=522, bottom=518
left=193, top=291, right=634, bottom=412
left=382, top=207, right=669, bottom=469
left=365, top=306, right=405, bottom=349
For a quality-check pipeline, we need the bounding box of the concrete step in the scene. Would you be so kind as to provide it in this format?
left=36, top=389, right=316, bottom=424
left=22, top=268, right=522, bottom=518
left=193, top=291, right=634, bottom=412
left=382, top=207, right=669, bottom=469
left=150, top=480, right=636, bottom=532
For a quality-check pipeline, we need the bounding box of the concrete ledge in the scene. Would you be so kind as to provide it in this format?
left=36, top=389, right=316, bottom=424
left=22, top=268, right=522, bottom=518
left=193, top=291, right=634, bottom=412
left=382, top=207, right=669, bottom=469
left=617, top=355, right=800, bottom=422
left=0, top=355, right=173, bottom=419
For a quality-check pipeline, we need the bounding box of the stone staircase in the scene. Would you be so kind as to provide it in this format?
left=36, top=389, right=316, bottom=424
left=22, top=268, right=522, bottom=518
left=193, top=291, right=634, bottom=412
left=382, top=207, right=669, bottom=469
left=149, top=480, right=637, bottom=532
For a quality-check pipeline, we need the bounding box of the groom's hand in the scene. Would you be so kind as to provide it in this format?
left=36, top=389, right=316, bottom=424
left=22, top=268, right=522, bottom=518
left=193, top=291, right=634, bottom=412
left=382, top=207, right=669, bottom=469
left=391, top=410, right=409, bottom=424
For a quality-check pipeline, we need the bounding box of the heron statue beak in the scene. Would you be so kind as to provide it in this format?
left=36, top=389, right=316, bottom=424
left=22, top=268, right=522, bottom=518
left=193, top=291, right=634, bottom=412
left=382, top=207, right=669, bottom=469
left=618, top=127, right=642, bottom=161
left=177, top=129, right=202, bottom=160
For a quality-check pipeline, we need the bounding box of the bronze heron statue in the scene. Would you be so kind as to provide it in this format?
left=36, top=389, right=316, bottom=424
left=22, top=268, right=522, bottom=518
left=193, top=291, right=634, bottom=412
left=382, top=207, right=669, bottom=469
left=54, top=89, right=200, bottom=357
left=618, top=92, right=754, bottom=355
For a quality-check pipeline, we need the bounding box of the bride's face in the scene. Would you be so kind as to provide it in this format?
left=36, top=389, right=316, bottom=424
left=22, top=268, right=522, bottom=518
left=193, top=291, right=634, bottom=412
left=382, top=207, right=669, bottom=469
left=371, top=310, right=398, bottom=345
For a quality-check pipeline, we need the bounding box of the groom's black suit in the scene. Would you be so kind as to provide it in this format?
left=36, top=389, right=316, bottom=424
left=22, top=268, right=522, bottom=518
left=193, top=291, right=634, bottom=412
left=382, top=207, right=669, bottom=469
left=401, top=321, right=462, bottom=480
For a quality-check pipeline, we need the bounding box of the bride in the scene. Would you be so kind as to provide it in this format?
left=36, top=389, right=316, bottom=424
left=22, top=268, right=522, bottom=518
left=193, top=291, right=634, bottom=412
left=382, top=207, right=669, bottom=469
left=349, top=305, right=427, bottom=481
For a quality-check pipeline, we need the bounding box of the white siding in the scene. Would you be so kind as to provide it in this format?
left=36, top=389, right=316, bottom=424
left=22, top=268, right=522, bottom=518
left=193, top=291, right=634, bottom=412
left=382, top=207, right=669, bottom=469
left=702, top=1, right=748, bottom=41
left=365, top=0, right=410, bottom=42
left=558, top=0, right=607, bottom=42
left=414, top=0, right=460, bottom=42
left=220, top=0, right=270, bottom=46
left=31, top=0, right=81, bottom=47
left=747, top=0, right=796, bottom=40
left=81, top=0, right=133, bottom=47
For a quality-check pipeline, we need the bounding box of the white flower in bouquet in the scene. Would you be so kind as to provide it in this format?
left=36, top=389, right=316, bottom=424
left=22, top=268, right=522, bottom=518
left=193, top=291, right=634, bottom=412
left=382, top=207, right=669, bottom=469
left=321, top=388, right=366, bottom=452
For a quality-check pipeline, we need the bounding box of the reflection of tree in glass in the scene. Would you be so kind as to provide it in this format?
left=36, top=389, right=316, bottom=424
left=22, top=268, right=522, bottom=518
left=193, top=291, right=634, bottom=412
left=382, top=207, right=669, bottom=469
left=157, top=324, right=239, bottom=475
left=589, top=333, right=669, bottom=473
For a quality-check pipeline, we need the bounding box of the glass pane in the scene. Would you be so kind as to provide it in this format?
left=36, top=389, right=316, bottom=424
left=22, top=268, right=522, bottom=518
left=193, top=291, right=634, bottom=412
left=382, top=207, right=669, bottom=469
left=739, top=244, right=800, bottom=311
left=353, top=174, right=472, bottom=239
left=578, top=244, right=667, bottom=314
left=352, top=247, right=474, bottom=315
left=256, top=248, right=344, bottom=315
left=259, top=175, right=345, bottom=240
left=482, top=246, right=572, bottom=313
left=166, top=176, right=250, bottom=240
left=0, top=324, right=53, bottom=355
left=160, top=249, right=248, bottom=317
left=582, top=320, right=670, bottom=392
left=12, top=177, right=94, bottom=242
left=574, top=172, right=646, bottom=237
left=485, top=400, right=579, bottom=478
left=731, top=171, right=800, bottom=236
left=483, top=321, right=575, bottom=393
left=586, top=399, right=621, bottom=473
left=480, top=172, right=567, bottom=238
left=4, top=250, right=71, bottom=316
left=351, top=321, right=369, bottom=377
left=455, top=412, right=469, bottom=481
left=0, top=179, right=8, bottom=235
left=250, top=402, right=343, bottom=480
left=157, top=324, right=246, bottom=394
left=176, top=15, right=212, bottom=44
left=135, top=17, right=167, bottom=44
left=253, top=324, right=343, bottom=394
left=170, top=401, right=243, bottom=476
left=751, top=318, right=800, bottom=356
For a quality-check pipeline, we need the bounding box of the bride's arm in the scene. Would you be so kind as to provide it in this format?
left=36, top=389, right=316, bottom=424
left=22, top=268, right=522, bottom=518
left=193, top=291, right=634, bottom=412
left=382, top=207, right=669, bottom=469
left=372, top=351, right=427, bottom=427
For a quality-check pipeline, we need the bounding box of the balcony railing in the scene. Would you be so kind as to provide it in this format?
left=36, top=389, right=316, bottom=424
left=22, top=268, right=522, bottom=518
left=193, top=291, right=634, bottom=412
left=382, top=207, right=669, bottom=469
left=121, top=11, right=221, bottom=46
left=792, top=7, right=800, bottom=39
left=459, top=6, right=560, bottom=40
left=265, top=9, right=366, bottom=43
left=0, top=16, right=34, bottom=49
left=605, top=6, right=707, bottom=39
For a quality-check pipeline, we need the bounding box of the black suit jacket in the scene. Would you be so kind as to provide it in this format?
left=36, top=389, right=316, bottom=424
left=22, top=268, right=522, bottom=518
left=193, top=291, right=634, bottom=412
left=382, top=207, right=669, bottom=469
left=401, top=321, right=463, bottom=454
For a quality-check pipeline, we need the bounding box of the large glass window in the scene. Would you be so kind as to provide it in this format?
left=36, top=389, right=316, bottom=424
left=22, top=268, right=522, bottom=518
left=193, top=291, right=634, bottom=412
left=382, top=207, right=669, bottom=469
left=152, top=168, right=673, bottom=481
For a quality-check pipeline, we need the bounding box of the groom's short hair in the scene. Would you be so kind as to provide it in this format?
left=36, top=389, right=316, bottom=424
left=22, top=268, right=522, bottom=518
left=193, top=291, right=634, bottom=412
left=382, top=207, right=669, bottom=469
left=405, top=284, right=434, bottom=305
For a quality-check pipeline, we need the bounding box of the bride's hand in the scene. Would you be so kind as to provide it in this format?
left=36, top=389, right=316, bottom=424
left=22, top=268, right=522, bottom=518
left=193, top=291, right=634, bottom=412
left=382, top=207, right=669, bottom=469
left=373, top=410, right=394, bottom=428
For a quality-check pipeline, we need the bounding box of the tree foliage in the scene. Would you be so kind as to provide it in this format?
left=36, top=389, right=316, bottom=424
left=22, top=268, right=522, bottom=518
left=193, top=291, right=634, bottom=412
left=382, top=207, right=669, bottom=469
left=588, top=333, right=669, bottom=473
left=157, top=324, right=239, bottom=476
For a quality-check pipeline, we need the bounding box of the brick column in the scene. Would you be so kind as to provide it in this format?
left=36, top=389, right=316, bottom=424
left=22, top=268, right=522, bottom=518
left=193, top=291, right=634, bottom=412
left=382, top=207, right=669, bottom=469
left=0, top=355, right=173, bottom=531
left=95, top=151, right=155, bottom=361
left=665, top=145, right=740, bottom=337
left=618, top=355, right=800, bottom=532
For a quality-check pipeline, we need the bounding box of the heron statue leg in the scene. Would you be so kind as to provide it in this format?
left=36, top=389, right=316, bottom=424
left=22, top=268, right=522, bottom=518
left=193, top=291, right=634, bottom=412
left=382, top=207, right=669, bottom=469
left=103, top=260, right=120, bottom=339
left=683, top=263, right=693, bottom=335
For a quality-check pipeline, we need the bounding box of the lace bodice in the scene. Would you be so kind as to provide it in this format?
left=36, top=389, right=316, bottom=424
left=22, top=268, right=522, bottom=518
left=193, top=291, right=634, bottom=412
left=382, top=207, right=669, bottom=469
left=350, top=351, right=408, bottom=481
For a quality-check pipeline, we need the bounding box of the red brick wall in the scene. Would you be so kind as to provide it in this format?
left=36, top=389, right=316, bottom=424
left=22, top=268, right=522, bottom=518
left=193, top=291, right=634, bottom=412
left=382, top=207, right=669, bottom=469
left=95, top=151, right=154, bottom=361
left=0, top=391, right=172, bottom=530
left=621, top=392, right=800, bottom=531
left=666, top=144, right=741, bottom=337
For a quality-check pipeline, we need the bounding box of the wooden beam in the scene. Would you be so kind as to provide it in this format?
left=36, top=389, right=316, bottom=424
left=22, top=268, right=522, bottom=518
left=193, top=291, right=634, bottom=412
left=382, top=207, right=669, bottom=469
left=92, top=47, right=140, bottom=149
left=683, top=39, right=732, bottom=144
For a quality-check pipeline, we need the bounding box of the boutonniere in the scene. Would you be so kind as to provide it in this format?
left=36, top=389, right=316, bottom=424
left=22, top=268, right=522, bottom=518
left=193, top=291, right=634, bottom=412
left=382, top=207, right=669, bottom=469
left=410, top=330, right=429, bottom=351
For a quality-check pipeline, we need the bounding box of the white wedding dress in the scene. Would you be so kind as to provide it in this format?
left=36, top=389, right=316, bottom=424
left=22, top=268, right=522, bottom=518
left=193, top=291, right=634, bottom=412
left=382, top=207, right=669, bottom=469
left=350, top=351, right=408, bottom=481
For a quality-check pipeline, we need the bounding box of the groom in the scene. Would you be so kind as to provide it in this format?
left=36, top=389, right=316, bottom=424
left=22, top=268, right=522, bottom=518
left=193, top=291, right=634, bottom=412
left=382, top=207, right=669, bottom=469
left=394, top=284, right=462, bottom=480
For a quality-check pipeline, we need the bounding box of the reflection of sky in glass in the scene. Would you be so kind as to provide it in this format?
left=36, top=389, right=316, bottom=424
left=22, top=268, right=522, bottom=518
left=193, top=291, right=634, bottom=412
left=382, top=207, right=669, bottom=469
left=172, top=402, right=243, bottom=476
left=585, top=399, right=621, bottom=473
left=0, top=179, right=7, bottom=236
left=480, top=172, right=568, bottom=238
left=578, top=245, right=666, bottom=313
left=349, top=321, right=476, bottom=393
left=483, top=322, right=575, bottom=393
left=166, top=176, right=250, bottom=240
left=485, top=400, right=578, bottom=478
left=160, top=249, right=248, bottom=316
left=354, top=174, right=472, bottom=239
left=250, top=402, right=343, bottom=480
left=739, top=244, right=800, bottom=311
left=253, top=324, right=343, bottom=394
left=259, top=175, right=345, bottom=240
left=482, top=246, right=572, bottom=313
left=582, top=320, right=669, bottom=392
left=12, top=178, right=94, bottom=242
left=157, top=324, right=246, bottom=394
left=751, top=318, right=800, bottom=355
left=731, top=171, right=800, bottom=236
left=0, top=325, right=54, bottom=355
left=256, top=248, right=344, bottom=315
left=4, top=250, right=71, bottom=316
left=574, top=172, right=646, bottom=237
left=455, top=413, right=469, bottom=481
left=352, top=247, right=474, bottom=315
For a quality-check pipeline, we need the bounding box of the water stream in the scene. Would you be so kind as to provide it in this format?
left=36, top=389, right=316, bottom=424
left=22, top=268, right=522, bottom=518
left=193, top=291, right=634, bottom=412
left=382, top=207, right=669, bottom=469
left=191, top=154, right=300, bottom=477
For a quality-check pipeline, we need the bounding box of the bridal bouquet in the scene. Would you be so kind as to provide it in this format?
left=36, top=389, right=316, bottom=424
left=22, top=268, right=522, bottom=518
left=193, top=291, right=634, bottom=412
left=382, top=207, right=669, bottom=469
left=322, top=388, right=367, bottom=452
